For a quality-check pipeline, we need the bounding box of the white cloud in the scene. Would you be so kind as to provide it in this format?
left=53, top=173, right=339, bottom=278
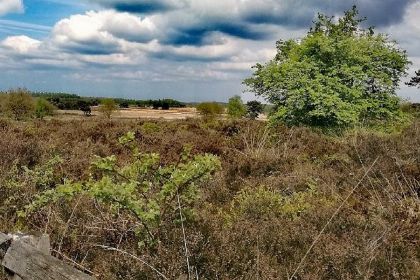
left=1, top=35, right=40, bottom=53
left=0, top=0, right=23, bottom=16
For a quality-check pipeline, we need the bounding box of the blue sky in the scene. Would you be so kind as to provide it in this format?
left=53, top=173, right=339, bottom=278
left=0, top=0, right=419, bottom=102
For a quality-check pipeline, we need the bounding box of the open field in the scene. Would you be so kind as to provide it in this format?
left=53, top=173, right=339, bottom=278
left=0, top=117, right=419, bottom=279
left=55, top=107, right=268, bottom=121
left=57, top=107, right=200, bottom=120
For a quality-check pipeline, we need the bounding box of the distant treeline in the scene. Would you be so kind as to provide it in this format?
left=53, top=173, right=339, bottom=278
left=31, top=92, right=186, bottom=110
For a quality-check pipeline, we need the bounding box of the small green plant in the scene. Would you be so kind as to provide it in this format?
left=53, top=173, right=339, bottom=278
left=225, top=186, right=317, bottom=223
left=141, top=122, right=161, bottom=134
left=22, top=132, right=221, bottom=246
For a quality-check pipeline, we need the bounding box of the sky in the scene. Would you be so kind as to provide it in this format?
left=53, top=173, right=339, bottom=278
left=0, top=0, right=419, bottom=102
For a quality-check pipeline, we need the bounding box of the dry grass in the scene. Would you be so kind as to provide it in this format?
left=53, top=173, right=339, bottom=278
left=56, top=107, right=200, bottom=120
left=0, top=117, right=419, bottom=279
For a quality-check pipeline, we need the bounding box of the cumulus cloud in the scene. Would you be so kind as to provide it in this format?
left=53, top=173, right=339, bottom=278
left=80, top=0, right=416, bottom=50
left=0, top=0, right=419, bottom=101
left=91, top=0, right=414, bottom=27
left=0, top=8, right=261, bottom=78
left=0, top=0, right=23, bottom=16
left=1, top=35, right=40, bottom=53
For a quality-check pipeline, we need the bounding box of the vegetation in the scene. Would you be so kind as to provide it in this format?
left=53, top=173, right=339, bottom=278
left=407, top=70, right=420, bottom=88
left=246, top=100, right=264, bottom=120
left=1, top=6, right=420, bottom=280
left=32, top=92, right=186, bottom=111
left=99, top=98, right=118, bottom=119
left=244, top=7, right=410, bottom=129
left=35, top=98, right=56, bottom=119
left=196, top=102, right=224, bottom=119
left=227, top=95, right=246, bottom=119
left=23, top=132, right=220, bottom=247
left=32, top=92, right=100, bottom=110
left=3, top=88, right=35, bottom=120
left=0, top=118, right=419, bottom=279
left=78, top=100, right=92, bottom=116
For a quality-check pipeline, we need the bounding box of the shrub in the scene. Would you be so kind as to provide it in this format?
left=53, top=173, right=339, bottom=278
left=35, top=98, right=56, bottom=119
left=99, top=98, right=118, bottom=119
left=246, top=100, right=264, bottom=120
left=78, top=100, right=92, bottom=116
left=227, top=95, right=246, bottom=119
left=22, top=132, right=221, bottom=246
left=225, top=186, right=318, bottom=223
left=141, top=122, right=161, bottom=134
left=119, top=101, right=130, bottom=109
left=4, top=88, right=35, bottom=120
left=196, top=102, right=224, bottom=119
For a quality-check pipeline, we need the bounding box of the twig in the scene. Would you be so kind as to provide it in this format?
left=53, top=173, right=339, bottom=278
left=94, top=244, right=169, bottom=279
left=177, top=191, right=192, bottom=279
left=288, top=156, right=380, bottom=280
left=58, top=196, right=81, bottom=253
left=52, top=249, right=97, bottom=276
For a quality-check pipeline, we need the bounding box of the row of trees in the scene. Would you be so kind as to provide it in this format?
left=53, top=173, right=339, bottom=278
left=0, top=89, right=55, bottom=120
left=33, top=92, right=186, bottom=111
left=196, top=96, right=264, bottom=120
left=0, top=89, right=264, bottom=121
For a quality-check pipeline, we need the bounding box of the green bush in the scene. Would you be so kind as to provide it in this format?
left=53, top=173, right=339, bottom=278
left=246, top=100, right=264, bottom=120
left=99, top=98, right=118, bottom=119
left=4, top=89, right=35, bottom=120
left=141, top=122, right=161, bottom=134
left=22, top=132, right=221, bottom=246
left=227, top=95, right=246, bottom=119
left=244, top=7, right=410, bottom=129
left=196, top=102, right=224, bottom=119
left=35, top=98, right=56, bottom=119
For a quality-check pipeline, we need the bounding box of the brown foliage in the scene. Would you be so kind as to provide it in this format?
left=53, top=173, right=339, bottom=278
left=0, top=118, right=419, bottom=279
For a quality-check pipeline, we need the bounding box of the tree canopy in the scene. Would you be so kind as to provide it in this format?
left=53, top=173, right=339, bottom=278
left=99, top=98, right=118, bottom=119
left=4, top=89, right=35, bottom=120
left=246, top=101, right=264, bottom=120
left=407, top=70, right=420, bottom=88
left=196, top=102, right=224, bottom=119
left=244, top=6, right=410, bottom=128
left=227, top=95, right=246, bottom=119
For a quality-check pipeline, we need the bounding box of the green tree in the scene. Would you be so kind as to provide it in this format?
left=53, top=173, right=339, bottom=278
left=5, top=88, right=35, bottom=120
left=227, top=95, right=246, bottom=119
left=35, top=98, right=56, bottom=119
left=119, top=101, right=130, bottom=109
left=244, top=6, right=410, bottom=128
left=246, top=100, right=264, bottom=120
left=99, top=98, right=118, bottom=119
left=407, top=70, right=420, bottom=88
left=196, top=102, right=224, bottom=120
left=78, top=100, right=92, bottom=116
